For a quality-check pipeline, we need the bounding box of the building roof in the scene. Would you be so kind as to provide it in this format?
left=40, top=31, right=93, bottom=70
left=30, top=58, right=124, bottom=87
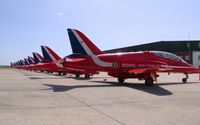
left=105, top=40, right=200, bottom=53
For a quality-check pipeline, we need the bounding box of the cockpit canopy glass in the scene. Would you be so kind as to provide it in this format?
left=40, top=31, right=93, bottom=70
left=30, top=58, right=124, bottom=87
left=152, top=51, right=184, bottom=62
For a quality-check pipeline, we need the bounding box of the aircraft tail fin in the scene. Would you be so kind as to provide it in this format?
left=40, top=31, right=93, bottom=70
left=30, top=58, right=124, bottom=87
left=20, top=60, right=25, bottom=65
left=18, top=61, right=22, bottom=66
left=41, top=46, right=61, bottom=62
left=67, top=29, right=104, bottom=56
left=32, top=52, right=44, bottom=64
left=28, top=56, right=35, bottom=64
left=24, top=58, right=30, bottom=65
left=17, top=61, right=20, bottom=66
left=10, top=63, right=13, bottom=67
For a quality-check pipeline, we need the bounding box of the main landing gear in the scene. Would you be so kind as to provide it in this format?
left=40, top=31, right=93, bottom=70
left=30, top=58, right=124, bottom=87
left=58, top=72, right=62, bottom=76
left=145, top=77, right=154, bottom=86
left=117, top=77, right=154, bottom=86
left=144, top=73, right=157, bottom=86
left=58, top=72, right=67, bottom=76
left=182, top=74, right=188, bottom=83
left=118, top=78, right=125, bottom=84
left=84, top=74, right=90, bottom=79
left=117, top=73, right=156, bottom=86
left=75, top=74, right=80, bottom=78
left=75, top=74, right=91, bottom=79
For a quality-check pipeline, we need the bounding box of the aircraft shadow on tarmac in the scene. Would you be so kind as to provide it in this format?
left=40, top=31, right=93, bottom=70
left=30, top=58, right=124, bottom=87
left=29, top=77, right=66, bottom=80
left=67, top=77, right=111, bottom=80
left=42, top=84, right=118, bottom=93
left=29, top=74, right=110, bottom=80
left=29, top=76, right=105, bottom=80
left=156, top=82, right=198, bottom=86
left=90, top=81, right=173, bottom=96
left=42, top=81, right=174, bottom=96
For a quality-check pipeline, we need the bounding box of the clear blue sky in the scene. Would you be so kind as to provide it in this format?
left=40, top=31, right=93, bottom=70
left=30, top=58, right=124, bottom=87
left=1, top=0, right=200, bottom=65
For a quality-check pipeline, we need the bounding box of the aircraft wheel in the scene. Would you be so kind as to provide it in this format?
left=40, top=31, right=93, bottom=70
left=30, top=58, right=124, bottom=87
left=63, top=72, right=67, bottom=75
left=75, top=74, right=80, bottom=78
left=145, top=78, right=154, bottom=86
left=58, top=72, right=62, bottom=75
left=85, top=74, right=90, bottom=79
left=182, top=78, right=187, bottom=83
left=118, top=78, right=125, bottom=84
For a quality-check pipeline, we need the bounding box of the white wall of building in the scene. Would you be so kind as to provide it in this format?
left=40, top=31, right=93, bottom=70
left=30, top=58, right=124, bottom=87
left=192, top=51, right=200, bottom=66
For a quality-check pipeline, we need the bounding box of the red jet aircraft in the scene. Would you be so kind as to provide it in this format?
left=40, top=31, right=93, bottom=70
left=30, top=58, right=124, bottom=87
left=40, top=45, right=68, bottom=75
left=30, top=52, right=45, bottom=72
left=42, top=45, right=98, bottom=78
left=25, top=47, right=66, bottom=75
left=16, top=59, right=26, bottom=69
left=65, top=29, right=199, bottom=86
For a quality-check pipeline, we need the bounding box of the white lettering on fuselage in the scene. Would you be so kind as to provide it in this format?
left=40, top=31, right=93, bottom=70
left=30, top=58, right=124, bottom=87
left=122, top=63, right=136, bottom=68
left=122, top=63, right=159, bottom=68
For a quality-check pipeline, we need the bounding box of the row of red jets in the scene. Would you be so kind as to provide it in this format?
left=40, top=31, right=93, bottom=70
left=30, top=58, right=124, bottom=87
left=11, top=29, right=199, bottom=86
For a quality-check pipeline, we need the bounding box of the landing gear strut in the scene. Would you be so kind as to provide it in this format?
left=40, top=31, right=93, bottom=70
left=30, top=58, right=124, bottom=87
left=144, top=73, right=157, bottom=86
left=182, top=74, right=188, bottom=83
left=118, top=78, right=125, bottom=84
left=58, top=72, right=62, bottom=75
left=85, top=74, right=90, bottom=79
left=75, top=74, right=80, bottom=78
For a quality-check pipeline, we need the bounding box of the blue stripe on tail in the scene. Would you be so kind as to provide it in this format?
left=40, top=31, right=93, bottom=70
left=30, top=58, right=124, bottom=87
left=41, top=46, right=53, bottom=62
left=27, top=58, right=33, bottom=64
left=33, top=53, right=40, bottom=64
left=67, top=29, right=87, bottom=55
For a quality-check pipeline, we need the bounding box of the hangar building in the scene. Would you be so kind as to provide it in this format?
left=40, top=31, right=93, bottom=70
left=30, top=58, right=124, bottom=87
left=105, top=40, right=200, bottom=66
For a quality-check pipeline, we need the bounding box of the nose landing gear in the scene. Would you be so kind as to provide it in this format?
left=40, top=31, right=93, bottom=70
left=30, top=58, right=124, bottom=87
left=182, top=74, right=188, bottom=83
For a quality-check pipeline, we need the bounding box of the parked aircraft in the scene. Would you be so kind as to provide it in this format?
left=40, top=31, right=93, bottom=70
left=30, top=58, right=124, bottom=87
left=31, top=52, right=45, bottom=72
left=42, top=45, right=98, bottom=78
left=40, top=45, right=67, bottom=75
left=66, top=29, right=199, bottom=86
